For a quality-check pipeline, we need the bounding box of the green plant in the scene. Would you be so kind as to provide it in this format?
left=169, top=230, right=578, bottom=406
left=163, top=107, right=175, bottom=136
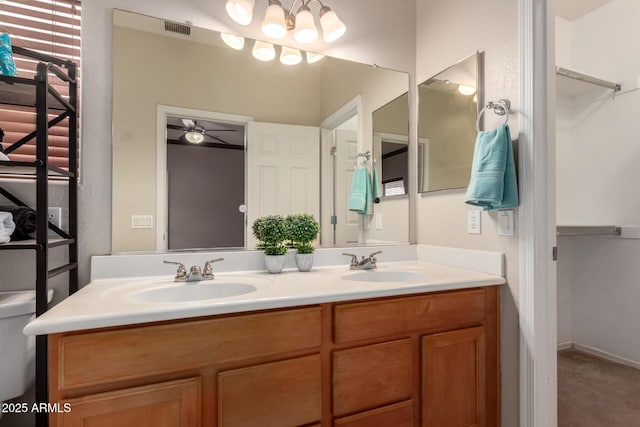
left=286, top=214, right=320, bottom=254
left=252, top=215, right=289, bottom=255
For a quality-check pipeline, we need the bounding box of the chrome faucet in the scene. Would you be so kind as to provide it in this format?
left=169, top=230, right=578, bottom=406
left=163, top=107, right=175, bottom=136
left=342, top=251, right=382, bottom=270
left=164, top=258, right=224, bottom=282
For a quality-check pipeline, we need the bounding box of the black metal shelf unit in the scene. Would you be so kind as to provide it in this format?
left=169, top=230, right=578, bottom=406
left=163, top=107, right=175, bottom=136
left=0, top=45, right=78, bottom=427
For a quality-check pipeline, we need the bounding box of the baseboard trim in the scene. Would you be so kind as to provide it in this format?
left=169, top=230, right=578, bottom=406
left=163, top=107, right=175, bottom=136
left=558, top=341, right=640, bottom=370
left=557, top=341, right=573, bottom=351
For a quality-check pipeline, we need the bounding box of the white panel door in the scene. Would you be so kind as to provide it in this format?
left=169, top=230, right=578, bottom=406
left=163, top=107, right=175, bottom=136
left=247, top=121, right=320, bottom=248
left=335, top=129, right=359, bottom=245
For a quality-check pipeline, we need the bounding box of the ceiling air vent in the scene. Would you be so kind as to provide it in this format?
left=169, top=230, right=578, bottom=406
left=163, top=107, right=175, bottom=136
left=164, top=21, right=191, bottom=36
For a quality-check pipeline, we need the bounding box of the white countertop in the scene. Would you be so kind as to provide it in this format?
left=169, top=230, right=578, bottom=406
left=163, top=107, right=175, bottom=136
left=24, top=261, right=505, bottom=336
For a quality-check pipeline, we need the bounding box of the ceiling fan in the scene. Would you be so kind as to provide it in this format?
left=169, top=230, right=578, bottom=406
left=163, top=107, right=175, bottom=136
left=167, top=118, right=236, bottom=144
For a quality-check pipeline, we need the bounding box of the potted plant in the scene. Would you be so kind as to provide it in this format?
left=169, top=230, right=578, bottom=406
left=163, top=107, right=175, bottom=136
left=286, top=213, right=320, bottom=272
left=252, top=215, right=288, bottom=273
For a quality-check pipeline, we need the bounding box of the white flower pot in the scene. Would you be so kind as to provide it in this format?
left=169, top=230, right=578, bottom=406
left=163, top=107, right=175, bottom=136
left=264, top=254, right=286, bottom=274
left=295, top=253, right=314, bottom=272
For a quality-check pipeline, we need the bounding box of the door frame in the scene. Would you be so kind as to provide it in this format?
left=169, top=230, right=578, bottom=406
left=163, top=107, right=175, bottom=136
left=518, top=0, right=557, bottom=426
left=155, top=105, right=253, bottom=250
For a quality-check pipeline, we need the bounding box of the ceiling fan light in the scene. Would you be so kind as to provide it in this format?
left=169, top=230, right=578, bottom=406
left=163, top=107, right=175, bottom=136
left=262, top=1, right=287, bottom=39
left=220, top=33, right=245, bottom=50
left=185, top=130, right=205, bottom=144
left=280, top=46, right=302, bottom=65
left=225, top=0, right=255, bottom=25
left=457, top=84, right=477, bottom=96
left=293, top=6, right=318, bottom=44
left=306, top=51, right=325, bottom=64
left=320, top=7, right=346, bottom=42
left=252, top=40, right=276, bottom=61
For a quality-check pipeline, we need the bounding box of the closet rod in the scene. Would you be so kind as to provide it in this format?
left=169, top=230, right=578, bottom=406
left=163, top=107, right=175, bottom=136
left=556, top=67, right=621, bottom=92
left=556, top=225, right=621, bottom=237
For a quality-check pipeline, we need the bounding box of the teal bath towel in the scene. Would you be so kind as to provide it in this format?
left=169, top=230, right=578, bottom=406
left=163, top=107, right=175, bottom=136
left=465, top=125, right=519, bottom=210
left=372, top=167, right=381, bottom=202
left=348, top=168, right=373, bottom=215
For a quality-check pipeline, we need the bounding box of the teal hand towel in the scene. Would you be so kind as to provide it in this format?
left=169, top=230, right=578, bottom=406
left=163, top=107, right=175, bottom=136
left=465, top=125, right=519, bottom=210
left=348, top=168, right=374, bottom=215
left=372, top=167, right=381, bottom=202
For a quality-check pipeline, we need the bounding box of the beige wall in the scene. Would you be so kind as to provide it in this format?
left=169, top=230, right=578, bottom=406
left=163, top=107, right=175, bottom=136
left=415, top=1, right=520, bottom=425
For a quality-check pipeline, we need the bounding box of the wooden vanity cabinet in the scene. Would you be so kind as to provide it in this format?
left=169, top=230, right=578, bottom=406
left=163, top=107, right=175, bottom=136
left=48, top=285, right=499, bottom=427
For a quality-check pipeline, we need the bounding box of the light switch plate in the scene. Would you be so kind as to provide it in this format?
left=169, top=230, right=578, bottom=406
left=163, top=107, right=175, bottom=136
left=375, top=213, right=383, bottom=230
left=467, top=210, right=481, bottom=234
left=497, top=210, right=514, bottom=236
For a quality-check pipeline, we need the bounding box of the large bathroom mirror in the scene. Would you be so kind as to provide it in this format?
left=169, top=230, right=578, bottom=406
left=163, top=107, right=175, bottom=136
left=417, top=51, right=481, bottom=193
left=111, top=10, right=409, bottom=253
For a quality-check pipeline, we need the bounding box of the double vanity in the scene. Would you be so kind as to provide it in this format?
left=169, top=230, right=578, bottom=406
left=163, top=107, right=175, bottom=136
left=26, top=246, right=504, bottom=427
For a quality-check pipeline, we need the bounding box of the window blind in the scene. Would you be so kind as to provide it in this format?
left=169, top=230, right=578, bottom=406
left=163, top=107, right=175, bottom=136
left=0, top=0, right=81, bottom=169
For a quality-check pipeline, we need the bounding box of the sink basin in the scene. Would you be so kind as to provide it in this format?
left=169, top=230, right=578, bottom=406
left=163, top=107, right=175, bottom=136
left=342, top=270, right=427, bottom=283
left=128, top=282, right=257, bottom=303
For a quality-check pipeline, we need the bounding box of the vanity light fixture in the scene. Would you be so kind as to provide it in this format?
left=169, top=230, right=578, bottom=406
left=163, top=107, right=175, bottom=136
left=280, top=46, right=302, bottom=65
left=252, top=40, right=276, bottom=61
left=226, top=0, right=346, bottom=44
left=305, top=51, right=324, bottom=64
left=457, top=84, right=477, bottom=96
left=226, top=0, right=255, bottom=25
left=220, top=33, right=245, bottom=50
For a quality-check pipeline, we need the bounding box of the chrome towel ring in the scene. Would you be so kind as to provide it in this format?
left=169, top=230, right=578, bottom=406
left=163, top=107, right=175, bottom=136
left=476, top=99, right=511, bottom=132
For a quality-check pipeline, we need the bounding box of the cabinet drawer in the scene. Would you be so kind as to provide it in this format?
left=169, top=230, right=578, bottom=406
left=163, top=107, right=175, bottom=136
left=57, top=377, right=201, bottom=427
left=334, top=400, right=413, bottom=427
left=333, top=339, right=412, bottom=416
left=218, top=355, right=321, bottom=427
left=56, top=307, right=321, bottom=390
left=334, top=289, right=486, bottom=343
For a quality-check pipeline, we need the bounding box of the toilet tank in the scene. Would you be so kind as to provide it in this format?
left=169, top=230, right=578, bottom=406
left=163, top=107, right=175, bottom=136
left=0, top=290, right=53, bottom=402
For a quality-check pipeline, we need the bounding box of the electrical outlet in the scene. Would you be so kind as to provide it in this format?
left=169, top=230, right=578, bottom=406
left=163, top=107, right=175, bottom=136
left=48, top=207, right=62, bottom=228
left=467, top=210, right=481, bottom=234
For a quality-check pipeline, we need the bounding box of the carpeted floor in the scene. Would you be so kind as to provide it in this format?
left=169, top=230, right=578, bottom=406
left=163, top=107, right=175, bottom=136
left=558, top=349, right=640, bottom=427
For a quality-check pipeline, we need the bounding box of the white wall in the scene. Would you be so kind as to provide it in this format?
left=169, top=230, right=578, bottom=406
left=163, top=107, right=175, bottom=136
left=555, top=0, right=640, bottom=362
left=415, top=1, right=520, bottom=425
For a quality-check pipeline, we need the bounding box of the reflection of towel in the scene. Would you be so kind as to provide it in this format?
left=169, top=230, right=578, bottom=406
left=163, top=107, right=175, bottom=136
left=348, top=168, right=373, bottom=215
left=0, top=206, right=37, bottom=240
left=465, top=125, right=519, bottom=210
left=0, top=212, right=15, bottom=243
left=372, top=167, right=381, bottom=203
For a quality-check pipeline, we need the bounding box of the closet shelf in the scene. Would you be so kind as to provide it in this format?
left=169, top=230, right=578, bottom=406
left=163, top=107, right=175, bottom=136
left=556, top=225, right=621, bottom=237
left=0, top=161, right=74, bottom=178
left=556, top=66, right=621, bottom=97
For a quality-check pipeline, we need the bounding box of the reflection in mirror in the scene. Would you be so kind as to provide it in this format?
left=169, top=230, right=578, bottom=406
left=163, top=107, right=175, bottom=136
left=370, top=92, right=410, bottom=245
left=417, top=51, right=481, bottom=193
left=111, top=10, right=409, bottom=253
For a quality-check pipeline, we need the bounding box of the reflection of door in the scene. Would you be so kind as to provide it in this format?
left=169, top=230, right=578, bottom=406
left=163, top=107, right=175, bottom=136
left=167, top=143, right=245, bottom=249
left=246, top=122, right=320, bottom=248
left=335, top=129, right=359, bottom=245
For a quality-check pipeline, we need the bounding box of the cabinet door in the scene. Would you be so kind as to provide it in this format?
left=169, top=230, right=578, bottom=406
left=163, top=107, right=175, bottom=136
left=334, top=400, right=413, bottom=427
left=422, top=326, right=486, bottom=427
left=57, top=377, right=201, bottom=427
left=218, top=354, right=321, bottom=427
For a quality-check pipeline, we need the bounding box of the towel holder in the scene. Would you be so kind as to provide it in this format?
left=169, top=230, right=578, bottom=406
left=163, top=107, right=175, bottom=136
left=476, top=99, right=511, bottom=132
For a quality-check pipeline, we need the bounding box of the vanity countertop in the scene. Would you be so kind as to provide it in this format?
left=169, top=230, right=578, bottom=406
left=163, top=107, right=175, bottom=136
left=25, top=261, right=504, bottom=336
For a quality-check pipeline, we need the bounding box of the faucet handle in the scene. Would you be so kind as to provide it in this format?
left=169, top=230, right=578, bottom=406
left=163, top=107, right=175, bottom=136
left=164, top=261, right=187, bottom=279
left=369, top=251, right=382, bottom=258
left=203, top=258, right=224, bottom=279
left=342, top=253, right=358, bottom=265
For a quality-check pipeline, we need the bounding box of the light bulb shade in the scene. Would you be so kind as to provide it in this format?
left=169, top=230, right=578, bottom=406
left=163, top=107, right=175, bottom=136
left=220, top=33, right=245, bottom=50
left=225, top=0, right=255, bottom=25
left=293, top=8, right=318, bottom=44
left=185, top=130, right=205, bottom=144
left=320, top=9, right=346, bottom=42
left=280, top=46, right=302, bottom=65
left=306, top=51, right=325, bottom=64
left=252, top=40, right=276, bottom=61
left=457, top=84, right=477, bottom=96
left=262, top=3, right=287, bottom=39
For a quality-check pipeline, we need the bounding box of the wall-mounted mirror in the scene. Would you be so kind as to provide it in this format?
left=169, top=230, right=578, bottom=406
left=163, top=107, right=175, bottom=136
left=417, top=51, right=481, bottom=193
left=111, top=10, right=409, bottom=253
